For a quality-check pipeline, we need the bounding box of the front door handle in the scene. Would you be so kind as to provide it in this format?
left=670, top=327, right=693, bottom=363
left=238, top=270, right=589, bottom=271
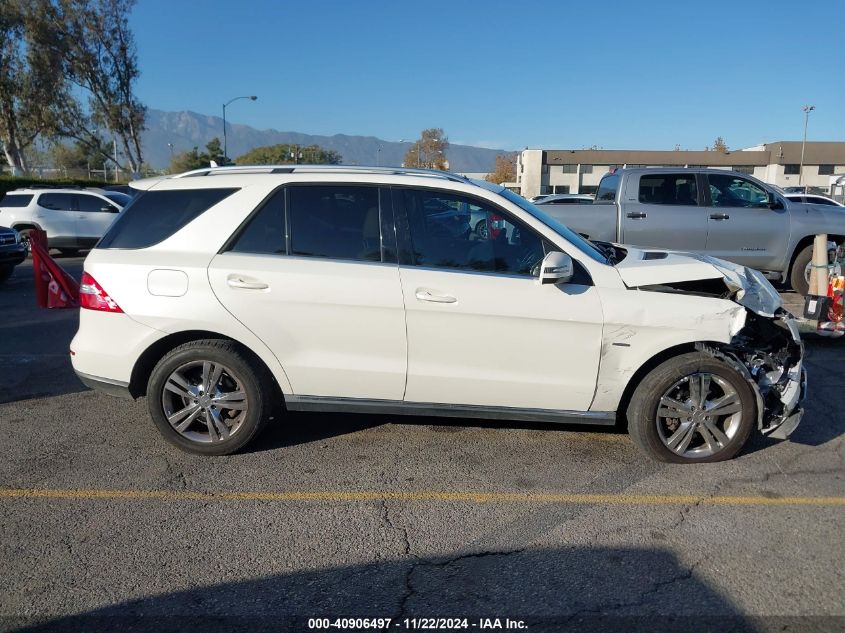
left=709, top=213, right=730, bottom=220
left=626, top=211, right=647, bottom=219
left=415, top=288, right=457, bottom=304
left=227, top=276, right=269, bottom=290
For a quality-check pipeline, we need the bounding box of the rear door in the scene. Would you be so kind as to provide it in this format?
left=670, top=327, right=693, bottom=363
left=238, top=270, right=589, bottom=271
left=73, top=193, right=120, bottom=247
left=35, top=193, right=78, bottom=245
left=619, top=172, right=708, bottom=252
left=208, top=183, right=407, bottom=400
left=703, top=173, right=790, bottom=269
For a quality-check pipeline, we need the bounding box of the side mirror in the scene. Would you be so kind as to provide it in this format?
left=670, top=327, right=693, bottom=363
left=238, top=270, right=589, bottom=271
left=537, top=250, right=574, bottom=285
left=768, top=193, right=783, bottom=210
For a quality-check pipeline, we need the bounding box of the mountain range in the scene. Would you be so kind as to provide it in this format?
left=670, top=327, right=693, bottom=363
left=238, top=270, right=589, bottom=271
left=141, top=109, right=506, bottom=173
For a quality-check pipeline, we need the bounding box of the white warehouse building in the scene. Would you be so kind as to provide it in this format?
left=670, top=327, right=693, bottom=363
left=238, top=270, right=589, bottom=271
left=512, top=141, right=845, bottom=198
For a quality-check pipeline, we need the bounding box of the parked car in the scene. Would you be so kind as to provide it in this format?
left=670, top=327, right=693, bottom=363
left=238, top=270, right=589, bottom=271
left=70, top=165, right=805, bottom=463
left=102, top=184, right=139, bottom=198
left=529, top=194, right=552, bottom=203
left=0, top=187, right=126, bottom=255
left=0, top=225, right=27, bottom=282
left=784, top=193, right=843, bottom=207
left=541, top=168, right=845, bottom=295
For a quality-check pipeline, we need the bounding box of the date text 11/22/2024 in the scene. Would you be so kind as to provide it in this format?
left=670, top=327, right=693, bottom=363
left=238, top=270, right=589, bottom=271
left=307, top=617, right=528, bottom=629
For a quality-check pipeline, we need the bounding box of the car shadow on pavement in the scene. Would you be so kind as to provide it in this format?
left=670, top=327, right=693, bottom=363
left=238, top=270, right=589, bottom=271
left=13, top=546, right=761, bottom=633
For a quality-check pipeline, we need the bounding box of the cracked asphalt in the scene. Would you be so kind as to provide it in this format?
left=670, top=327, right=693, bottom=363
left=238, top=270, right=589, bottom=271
left=1, top=257, right=844, bottom=632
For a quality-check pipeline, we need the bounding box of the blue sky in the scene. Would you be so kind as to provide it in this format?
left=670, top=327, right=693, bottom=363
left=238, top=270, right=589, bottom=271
left=132, top=0, right=843, bottom=151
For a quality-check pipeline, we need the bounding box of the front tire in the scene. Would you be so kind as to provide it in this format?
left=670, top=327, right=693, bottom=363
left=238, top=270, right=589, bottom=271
left=790, top=244, right=813, bottom=296
left=627, top=352, right=756, bottom=463
left=147, top=339, right=272, bottom=455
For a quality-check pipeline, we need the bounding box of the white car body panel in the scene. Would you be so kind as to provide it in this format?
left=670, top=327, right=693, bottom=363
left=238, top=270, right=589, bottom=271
left=398, top=266, right=604, bottom=411
left=208, top=253, right=407, bottom=400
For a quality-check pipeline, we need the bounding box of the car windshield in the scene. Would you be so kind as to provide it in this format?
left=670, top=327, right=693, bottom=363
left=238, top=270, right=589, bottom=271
left=475, top=182, right=607, bottom=264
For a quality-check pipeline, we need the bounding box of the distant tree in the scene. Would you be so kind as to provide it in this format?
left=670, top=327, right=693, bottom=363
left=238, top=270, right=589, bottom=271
left=485, top=153, right=517, bottom=184
left=205, top=137, right=225, bottom=165
left=169, top=138, right=225, bottom=173
left=235, top=143, right=342, bottom=165
left=403, top=128, right=449, bottom=170
left=712, top=137, right=728, bottom=152
left=49, top=137, right=107, bottom=170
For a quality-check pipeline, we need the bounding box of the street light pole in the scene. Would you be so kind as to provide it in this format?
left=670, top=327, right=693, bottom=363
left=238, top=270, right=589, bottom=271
left=222, top=95, right=258, bottom=163
left=799, top=105, right=815, bottom=190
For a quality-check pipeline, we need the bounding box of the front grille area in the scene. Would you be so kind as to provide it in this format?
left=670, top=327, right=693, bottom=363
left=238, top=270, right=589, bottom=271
left=0, top=233, right=16, bottom=246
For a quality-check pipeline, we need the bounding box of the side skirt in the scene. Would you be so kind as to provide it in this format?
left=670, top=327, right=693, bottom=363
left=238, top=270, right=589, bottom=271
left=285, top=396, right=616, bottom=426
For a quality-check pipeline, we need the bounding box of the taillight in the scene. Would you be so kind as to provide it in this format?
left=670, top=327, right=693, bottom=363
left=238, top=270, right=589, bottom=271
left=79, top=272, right=123, bottom=313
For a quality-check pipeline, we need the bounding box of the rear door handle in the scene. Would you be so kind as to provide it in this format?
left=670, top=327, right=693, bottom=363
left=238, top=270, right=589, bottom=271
left=227, top=276, right=269, bottom=290
left=626, top=212, right=647, bottom=219
left=709, top=213, right=730, bottom=220
left=415, top=288, right=457, bottom=304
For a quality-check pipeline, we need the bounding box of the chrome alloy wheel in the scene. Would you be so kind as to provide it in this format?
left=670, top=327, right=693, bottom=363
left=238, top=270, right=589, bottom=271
left=655, top=372, right=743, bottom=458
left=161, top=360, right=249, bottom=444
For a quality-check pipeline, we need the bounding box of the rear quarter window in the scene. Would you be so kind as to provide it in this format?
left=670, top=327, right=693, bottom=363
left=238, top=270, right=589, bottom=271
left=595, top=175, right=619, bottom=203
left=97, top=188, right=238, bottom=249
left=0, top=194, right=34, bottom=207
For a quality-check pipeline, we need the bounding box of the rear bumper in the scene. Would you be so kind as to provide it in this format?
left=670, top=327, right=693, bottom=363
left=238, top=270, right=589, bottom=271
left=75, top=370, right=133, bottom=399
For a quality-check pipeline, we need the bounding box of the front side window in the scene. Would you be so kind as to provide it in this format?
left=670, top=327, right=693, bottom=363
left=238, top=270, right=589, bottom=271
left=401, top=189, right=545, bottom=276
left=638, top=174, right=698, bottom=206
left=39, top=193, right=74, bottom=211
left=288, top=185, right=381, bottom=262
left=708, top=174, right=768, bottom=208
left=595, top=174, right=619, bottom=203
left=75, top=194, right=112, bottom=213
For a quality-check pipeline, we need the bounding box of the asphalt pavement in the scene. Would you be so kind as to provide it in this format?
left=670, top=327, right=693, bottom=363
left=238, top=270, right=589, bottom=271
left=0, top=256, right=843, bottom=632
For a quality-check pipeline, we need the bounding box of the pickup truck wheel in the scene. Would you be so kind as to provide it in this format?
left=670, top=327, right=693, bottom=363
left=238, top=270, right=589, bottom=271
left=627, top=352, right=756, bottom=463
left=147, top=339, right=272, bottom=456
left=790, top=244, right=813, bottom=296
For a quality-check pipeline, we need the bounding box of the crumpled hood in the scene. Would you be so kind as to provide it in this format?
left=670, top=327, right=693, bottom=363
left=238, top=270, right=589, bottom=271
left=614, top=245, right=783, bottom=317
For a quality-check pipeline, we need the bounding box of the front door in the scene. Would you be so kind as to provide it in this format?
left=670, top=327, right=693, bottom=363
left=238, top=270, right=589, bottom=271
left=620, top=172, right=708, bottom=252
left=703, top=173, right=790, bottom=270
left=393, top=187, right=603, bottom=412
left=73, top=194, right=120, bottom=247
left=208, top=184, right=407, bottom=400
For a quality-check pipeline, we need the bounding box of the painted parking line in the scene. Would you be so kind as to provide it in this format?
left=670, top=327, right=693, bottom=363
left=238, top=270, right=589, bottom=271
left=0, top=487, right=843, bottom=507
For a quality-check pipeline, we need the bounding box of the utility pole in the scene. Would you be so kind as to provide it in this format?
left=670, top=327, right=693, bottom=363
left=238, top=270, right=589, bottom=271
left=799, top=105, right=815, bottom=190
left=222, top=95, right=257, bottom=163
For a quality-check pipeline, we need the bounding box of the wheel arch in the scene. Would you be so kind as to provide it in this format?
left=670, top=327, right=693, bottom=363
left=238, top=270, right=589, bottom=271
left=788, top=233, right=845, bottom=273
left=128, top=329, right=285, bottom=405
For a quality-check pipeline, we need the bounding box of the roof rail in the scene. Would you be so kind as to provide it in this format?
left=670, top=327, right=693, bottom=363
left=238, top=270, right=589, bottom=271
left=171, top=164, right=474, bottom=184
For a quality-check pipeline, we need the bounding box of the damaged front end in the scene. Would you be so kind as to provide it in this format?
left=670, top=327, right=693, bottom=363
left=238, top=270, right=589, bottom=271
left=697, top=310, right=805, bottom=439
left=627, top=249, right=807, bottom=439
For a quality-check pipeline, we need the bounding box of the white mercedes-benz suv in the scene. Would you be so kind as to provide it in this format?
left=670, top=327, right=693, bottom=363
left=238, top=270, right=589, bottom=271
left=70, top=165, right=805, bottom=463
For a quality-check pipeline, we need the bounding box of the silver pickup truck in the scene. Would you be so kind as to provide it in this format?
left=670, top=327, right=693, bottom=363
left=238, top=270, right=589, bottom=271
left=538, top=167, right=845, bottom=295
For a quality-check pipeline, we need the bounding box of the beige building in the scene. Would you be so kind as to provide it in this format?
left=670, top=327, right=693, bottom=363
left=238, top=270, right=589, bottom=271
left=511, top=141, right=845, bottom=197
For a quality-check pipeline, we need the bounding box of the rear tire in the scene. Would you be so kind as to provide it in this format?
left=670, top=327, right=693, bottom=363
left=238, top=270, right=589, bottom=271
left=627, top=352, right=756, bottom=463
left=146, top=339, right=273, bottom=455
left=790, top=244, right=813, bottom=296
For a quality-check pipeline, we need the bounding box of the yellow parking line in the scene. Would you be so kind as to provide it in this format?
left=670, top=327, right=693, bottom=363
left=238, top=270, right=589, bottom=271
left=0, top=487, right=843, bottom=507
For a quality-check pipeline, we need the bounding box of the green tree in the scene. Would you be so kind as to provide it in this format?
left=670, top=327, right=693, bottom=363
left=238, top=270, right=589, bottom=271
left=403, top=128, right=449, bottom=170
left=169, top=137, right=229, bottom=173
left=0, top=0, right=67, bottom=174
left=485, top=153, right=517, bottom=184
left=49, top=137, right=107, bottom=170
left=235, top=143, right=342, bottom=165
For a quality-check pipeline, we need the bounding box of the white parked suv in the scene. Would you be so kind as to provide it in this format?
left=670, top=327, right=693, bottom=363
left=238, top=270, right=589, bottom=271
left=0, top=187, right=130, bottom=254
left=70, top=166, right=806, bottom=463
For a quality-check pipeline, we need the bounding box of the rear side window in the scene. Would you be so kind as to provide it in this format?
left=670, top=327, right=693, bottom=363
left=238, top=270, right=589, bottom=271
left=228, top=189, right=286, bottom=254
left=638, top=174, right=698, bottom=206
left=97, top=188, right=238, bottom=249
left=0, top=194, right=33, bottom=207
left=39, top=193, right=74, bottom=210
left=287, top=185, right=381, bottom=261
left=595, top=175, right=619, bottom=203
